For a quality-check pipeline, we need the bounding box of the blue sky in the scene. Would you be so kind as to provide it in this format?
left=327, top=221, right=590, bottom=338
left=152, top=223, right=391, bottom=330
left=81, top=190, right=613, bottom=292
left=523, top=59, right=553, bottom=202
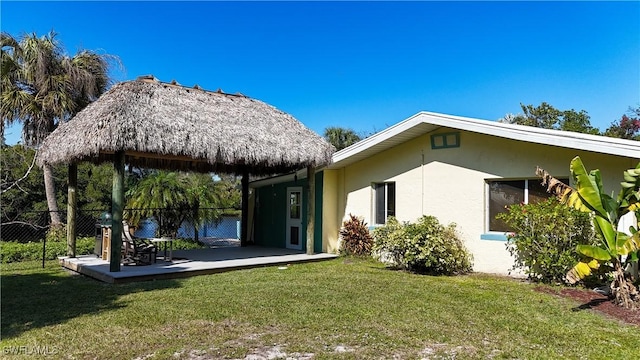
left=2, top=1, right=639, bottom=145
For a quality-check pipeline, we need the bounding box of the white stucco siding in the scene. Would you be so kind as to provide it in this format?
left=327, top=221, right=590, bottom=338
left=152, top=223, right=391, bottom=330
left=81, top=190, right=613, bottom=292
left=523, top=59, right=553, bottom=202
left=341, top=133, right=425, bottom=226
left=337, top=128, right=639, bottom=274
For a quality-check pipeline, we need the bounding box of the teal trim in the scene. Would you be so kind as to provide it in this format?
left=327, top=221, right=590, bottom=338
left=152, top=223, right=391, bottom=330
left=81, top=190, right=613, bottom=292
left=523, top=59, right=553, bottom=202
left=480, top=233, right=508, bottom=241
left=430, top=132, right=460, bottom=149
left=314, top=171, right=323, bottom=253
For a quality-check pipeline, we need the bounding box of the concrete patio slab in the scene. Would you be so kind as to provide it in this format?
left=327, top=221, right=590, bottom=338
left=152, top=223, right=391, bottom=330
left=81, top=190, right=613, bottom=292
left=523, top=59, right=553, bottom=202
left=60, top=246, right=338, bottom=283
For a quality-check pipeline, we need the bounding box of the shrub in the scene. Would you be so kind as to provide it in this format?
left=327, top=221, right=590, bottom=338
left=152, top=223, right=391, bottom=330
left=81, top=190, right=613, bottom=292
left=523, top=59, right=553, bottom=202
left=370, top=217, right=406, bottom=265
left=1, top=237, right=95, bottom=263
left=0, top=237, right=207, bottom=264
left=46, top=224, right=67, bottom=243
left=171, top=238, right=207, bottom=250
left=373, top=216, right=473, bottom=275
left=497, top=197, right=598, bottom=283
left=339, top=214, right=373, bottom=256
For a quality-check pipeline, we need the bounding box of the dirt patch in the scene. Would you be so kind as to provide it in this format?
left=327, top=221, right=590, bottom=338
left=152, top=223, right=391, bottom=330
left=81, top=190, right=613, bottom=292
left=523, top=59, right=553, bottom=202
left=534, top=286, right=640, bottom=326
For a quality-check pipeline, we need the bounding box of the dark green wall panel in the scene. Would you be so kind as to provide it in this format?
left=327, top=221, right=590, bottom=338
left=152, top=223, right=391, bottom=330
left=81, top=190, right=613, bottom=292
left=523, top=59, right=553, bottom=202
left=253, top=171, right=324, bottom=252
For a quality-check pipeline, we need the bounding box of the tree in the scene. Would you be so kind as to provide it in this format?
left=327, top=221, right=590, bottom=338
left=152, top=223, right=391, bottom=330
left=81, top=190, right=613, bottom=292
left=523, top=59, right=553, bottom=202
left=537, top=157, right=640, bottom=309
left=323, top=127, right=361, bottom=151
left=1, top=145, right=49, bottom=234
left=1, top=144, right=116, bottom=241
left=1, top=31, right=112, bottom=226
left=559, top=108, right=600, bottom=135
left=76, top=162, right=116, bottom=211
left=501, top=102, right=599, bottom=135
left=184, top=173, right=224, bottom=242
left=603, top=106, right=640, bottom=141
left=503, top=102, right=561, bottom=129
left=125, top=171, right=188, bottom=237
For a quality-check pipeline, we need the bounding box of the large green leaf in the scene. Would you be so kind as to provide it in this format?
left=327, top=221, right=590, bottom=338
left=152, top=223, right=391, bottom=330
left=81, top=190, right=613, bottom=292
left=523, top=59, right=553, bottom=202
left=593, top=216, right=618, bottom=254
left=570, top=157, right=608, bottom=219
left=576, top=244, right=612, bottom=261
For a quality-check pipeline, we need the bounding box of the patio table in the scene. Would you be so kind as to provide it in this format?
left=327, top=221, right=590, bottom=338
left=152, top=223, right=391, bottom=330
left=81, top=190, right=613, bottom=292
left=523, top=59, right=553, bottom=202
left=150, top=237, right=174, bottom=261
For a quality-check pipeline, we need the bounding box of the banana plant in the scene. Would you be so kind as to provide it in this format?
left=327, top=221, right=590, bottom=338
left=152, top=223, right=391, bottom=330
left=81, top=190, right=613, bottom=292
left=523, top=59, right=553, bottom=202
left=537, top=156, right=640, bottom=309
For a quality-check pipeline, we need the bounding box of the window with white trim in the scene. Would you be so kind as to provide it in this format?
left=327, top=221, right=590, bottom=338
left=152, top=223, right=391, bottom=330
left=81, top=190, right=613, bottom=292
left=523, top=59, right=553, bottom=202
left=487, top=178, right=568, bottom=232
left=373, top=182, right=396, bottom=225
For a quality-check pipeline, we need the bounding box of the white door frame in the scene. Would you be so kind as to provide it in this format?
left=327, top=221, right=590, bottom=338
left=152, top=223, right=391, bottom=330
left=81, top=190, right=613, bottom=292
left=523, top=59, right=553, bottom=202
left=286, top=187, right=303, bottom=250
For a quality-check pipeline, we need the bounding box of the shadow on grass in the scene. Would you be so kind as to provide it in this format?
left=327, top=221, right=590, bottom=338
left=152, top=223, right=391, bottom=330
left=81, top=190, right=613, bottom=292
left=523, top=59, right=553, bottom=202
left=0, top=264, right=182, bottom=339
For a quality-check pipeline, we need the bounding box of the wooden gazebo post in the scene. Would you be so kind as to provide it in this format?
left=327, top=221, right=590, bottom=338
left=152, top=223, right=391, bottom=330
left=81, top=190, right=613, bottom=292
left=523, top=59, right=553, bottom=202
left=240, top=168, right=249, bottom=247
left=66, top=163, right=77, bottom=257
left=306, top=165, right=315, bottom=255
left=110, top=151, right=125, bottom=272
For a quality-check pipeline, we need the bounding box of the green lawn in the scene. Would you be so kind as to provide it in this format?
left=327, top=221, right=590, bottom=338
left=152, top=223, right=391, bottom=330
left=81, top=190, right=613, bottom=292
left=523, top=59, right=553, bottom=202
left=1, top=258, right=638, bottom=359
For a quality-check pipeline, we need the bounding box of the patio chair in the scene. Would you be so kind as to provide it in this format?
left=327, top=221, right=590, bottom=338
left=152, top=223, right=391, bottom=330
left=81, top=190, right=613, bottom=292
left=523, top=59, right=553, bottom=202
left=121, top=221, right=158, bottom=265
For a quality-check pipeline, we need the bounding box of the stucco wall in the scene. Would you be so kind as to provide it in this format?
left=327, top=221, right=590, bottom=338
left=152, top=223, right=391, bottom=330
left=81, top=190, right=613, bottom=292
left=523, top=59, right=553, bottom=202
left=322, top=169, right=342, bottom=253
left=335, top=129, right=638, bottom=274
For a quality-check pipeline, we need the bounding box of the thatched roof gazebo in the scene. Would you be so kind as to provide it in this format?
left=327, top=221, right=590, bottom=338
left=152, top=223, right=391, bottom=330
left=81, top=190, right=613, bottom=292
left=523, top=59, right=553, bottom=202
left=37, top=76, right=334, bottom=272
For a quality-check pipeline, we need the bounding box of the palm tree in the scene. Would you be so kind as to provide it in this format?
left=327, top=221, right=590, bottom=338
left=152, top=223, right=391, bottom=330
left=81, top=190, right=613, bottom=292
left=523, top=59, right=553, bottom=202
left=323, top=126, right=361, bottom=151
left=126, top=171, right=188, bottom=238
left=184, top=173, right=224, bottom=242
left=1, top=31, right=112, bottom=226
left=125, top=171, right=226, bottom=239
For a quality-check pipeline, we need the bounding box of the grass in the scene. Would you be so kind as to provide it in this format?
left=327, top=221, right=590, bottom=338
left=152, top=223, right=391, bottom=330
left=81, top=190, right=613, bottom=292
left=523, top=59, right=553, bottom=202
left=1, top=258, right=638, bottom=359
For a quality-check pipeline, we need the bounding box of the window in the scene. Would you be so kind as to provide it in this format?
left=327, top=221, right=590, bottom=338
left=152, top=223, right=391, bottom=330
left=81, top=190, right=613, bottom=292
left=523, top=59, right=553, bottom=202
left=430, top=132, right=460, bottom=149
left=487, top=178, right=567, bottom=232
left=374, top=182, right=396, bottom=225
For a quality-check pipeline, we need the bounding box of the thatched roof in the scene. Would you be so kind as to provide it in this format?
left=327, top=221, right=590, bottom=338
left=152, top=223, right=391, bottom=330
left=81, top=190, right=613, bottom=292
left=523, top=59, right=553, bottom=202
left=37, top=76, right=334, bottom=174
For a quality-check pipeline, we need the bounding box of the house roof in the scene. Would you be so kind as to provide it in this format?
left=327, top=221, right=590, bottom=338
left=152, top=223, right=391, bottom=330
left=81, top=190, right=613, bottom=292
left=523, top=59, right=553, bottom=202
left=37, top=76, right=334, bottom=175
left=328, top=111, right=640, bottom=169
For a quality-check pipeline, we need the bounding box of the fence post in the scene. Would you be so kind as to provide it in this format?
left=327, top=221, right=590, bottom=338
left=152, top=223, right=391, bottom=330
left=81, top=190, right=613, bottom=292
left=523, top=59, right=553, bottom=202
left=42, top=234, right=46, bottom=269
left=67, top=163, right=77, bottom=257
left=241, top=169, right=249, bottom=247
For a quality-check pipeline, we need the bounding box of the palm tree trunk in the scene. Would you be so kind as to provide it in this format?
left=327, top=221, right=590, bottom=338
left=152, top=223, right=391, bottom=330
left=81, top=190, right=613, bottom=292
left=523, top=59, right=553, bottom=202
left=43, top=164, right=61, bottom=226
left=611, top=261, right=639, bottom=310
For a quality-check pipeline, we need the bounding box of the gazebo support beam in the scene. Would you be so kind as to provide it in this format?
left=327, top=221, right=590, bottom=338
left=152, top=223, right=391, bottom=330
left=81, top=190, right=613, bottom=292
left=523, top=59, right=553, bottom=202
left=66, top=163, right=77, bottom=257
left=110, top=151, right=125, bottom=272
left=241, top=168, right=249, bottom=247
left=306, top=165, right=315, bottom=255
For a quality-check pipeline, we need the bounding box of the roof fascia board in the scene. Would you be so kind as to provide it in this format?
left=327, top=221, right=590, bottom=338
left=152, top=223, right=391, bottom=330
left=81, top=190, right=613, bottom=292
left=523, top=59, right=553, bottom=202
left=331, top=112, right=425, bottom=164
left=420, top=111, right=639, bottom=158
left=331, top=112, right=639, bottom=169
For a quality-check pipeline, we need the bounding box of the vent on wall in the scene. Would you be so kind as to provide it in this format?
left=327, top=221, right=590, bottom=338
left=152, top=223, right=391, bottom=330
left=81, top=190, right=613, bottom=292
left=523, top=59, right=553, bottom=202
left=430, top=132, right=460, bottom=149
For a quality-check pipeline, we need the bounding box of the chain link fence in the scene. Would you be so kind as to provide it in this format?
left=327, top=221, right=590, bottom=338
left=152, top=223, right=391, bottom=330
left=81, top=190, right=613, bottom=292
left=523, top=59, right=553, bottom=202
left=1, top=207, right=241, bottom=243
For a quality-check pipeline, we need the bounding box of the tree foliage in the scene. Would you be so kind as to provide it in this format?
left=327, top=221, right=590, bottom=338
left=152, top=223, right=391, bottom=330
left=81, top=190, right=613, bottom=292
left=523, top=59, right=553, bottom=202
left=1, top=31, right=115, bottom=225
left=1, top=31, right=112, bottom=141
left=1, top=144, right=113, bottom=241
left=323, top=126, right=361, bottom=151
left=537, top=157, right=640, bottom=309
left=603, top=106, right=640, bottom=141
left=501, top=102, right=599, bottom=135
